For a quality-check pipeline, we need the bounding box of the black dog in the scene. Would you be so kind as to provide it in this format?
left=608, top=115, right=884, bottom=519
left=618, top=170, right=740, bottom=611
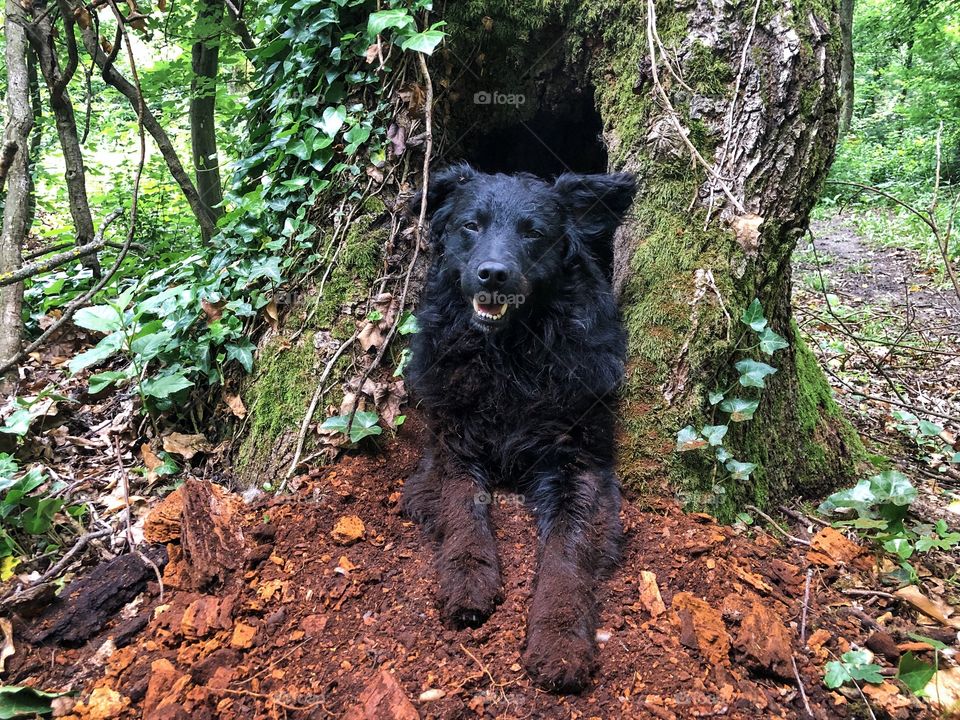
left=403, top=163, right=635, bottom=692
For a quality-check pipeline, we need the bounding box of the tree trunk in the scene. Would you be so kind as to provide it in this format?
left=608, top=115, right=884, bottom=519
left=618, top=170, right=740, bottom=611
left=26, top=8, right=101, bottom=278
left=0, top=0, right=35, bottom=384
left=190, top=0, right=226, bottom=240
left=68, top=0, right=218, bottom=240
left=839, top=0, right=855, bottom=135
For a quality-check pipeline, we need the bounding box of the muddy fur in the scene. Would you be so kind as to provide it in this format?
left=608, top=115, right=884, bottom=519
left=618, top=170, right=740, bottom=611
left=402, top=163, right=636, bottom=692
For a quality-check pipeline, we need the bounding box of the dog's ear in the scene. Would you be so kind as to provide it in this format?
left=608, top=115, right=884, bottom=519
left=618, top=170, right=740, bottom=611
left=411, top=162, right=477, bottom=220
left=553, top=172, right=637, bottom=246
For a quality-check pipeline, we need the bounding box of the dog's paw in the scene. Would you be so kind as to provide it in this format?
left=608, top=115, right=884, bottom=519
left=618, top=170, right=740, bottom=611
left=439, top=582, right=502, bottom=629
left=522, top=629, right=596, bottom=693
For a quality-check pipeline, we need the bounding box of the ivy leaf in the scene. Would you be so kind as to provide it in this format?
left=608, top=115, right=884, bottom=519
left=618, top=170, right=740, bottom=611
left=141, top=373, right=194, bottom=399
left=708, top=391, right=724, bottom=405
left=88, top=369, right=133, bottom=394
left=758, top=327, right=789, bottom=355
left=320, top=105, right=347, bottom=137
left=824, top=650, right=884, bottom=689
left=701, top=425, right=728, bottom=446
left=400, top=28, right=446, bottom=54
left=225, top=341, right=255, bottom=374
left=715, top=447, right=732, bottom=463
left=393, top=347, right=413, bottom=377
left=74, top=304, right=124, bottom=334
left=0, top=685, right=64, bottom=718
left=725, top=459, right=757, bottom=480
left=735, top=359, right=778, bottom=388
left=918, top=420, right=944, bottom=437
left=68, top=332, right=125, bottom=374
left=896, top=652, right=936, bottom=696
left=882, top=537, right=914, bottom=560
left=397, top=311, right=420, bottom=335
left=952, top=452, right=960, bottom=464
left=740, top=299, right=767, bottom=332
left=0, top=410, right=32, bottom=437
left=367, top=8, right=415, bottom=36
left=719, top=397, right=759, bottom=422
left=320, top=412, right=383, bottom=443
left=676, top=426, right=707, bottom=452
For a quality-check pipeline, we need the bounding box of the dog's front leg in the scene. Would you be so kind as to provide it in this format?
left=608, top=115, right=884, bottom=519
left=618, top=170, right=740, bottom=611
left=430, top=449, right=502, bottom=629
left=523, top=468, right=621, bottom=693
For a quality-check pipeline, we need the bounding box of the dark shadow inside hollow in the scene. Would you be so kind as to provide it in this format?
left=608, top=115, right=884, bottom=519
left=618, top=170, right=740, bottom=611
left=449, top=85, right=608, bottom=178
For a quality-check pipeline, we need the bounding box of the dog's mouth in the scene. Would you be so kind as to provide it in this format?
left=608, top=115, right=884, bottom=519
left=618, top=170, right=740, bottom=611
left=472, top=296, right=510, bottom=325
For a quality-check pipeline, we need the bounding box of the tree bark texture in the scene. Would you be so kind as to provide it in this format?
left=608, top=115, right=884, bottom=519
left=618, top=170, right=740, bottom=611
left=839, top=0, right=855, bottom=135
left=190, top=0, right=226, bottom=240
left=0, top=0, right=34, bottom=383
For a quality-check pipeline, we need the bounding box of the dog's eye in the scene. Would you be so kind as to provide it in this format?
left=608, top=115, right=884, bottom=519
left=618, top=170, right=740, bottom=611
left=524, top=229, right=544, bottom=240
left=463, top=221, right=480, bottom=232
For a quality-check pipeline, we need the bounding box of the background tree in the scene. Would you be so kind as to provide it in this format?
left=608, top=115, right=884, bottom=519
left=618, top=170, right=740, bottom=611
left=0, top=0, right=34, bottom=384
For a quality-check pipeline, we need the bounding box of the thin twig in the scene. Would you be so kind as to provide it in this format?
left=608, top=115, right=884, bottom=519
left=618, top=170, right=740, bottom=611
left=800, top=568, right=813, bottom=643
left=281, top=328, right=362, bottom=488
left=841, top=588, right=897, bottom=600
left=791, top=655, right=814, bottom=719
left=745, top=504, right=811, bottom=546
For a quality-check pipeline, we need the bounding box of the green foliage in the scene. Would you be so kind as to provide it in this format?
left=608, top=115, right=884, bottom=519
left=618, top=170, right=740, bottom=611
left=675, top=299, right=789, bottom=484
left=0, top=685, right=64, bottom=719
left=829, top=0, right=960, bottom=192
left=819, top=470, right=960, bottom=577
left=0, top=455, right=86, bottom=560
left=320, top=410, right=384, bottom=443
left=823, top=649, right=884, bottom=689
left=896, top=651, right=935, bottom=695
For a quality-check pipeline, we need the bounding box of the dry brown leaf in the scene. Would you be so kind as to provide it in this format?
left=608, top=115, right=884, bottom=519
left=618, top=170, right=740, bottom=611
left=223, top=392, right=247, bottom=419
left=364, top=42, right=379, bottom=64
left=806, top=527, right=870, bottom=568
left=895, top=585, right=960, bottom=629
left=162, top=432, right=212, bottom=459
left=201, top=298, right=226, bottom=324
left=730, top=213, right=764, bottom=256
left=924, top=667, right=960, bottom=712
left=264, top=299, right=279, bottom=332
left=861, top=681, right=912, bottom=719
left=140, top=443, right=163, bottom=471
left=231, top=622, right=257, bottom=649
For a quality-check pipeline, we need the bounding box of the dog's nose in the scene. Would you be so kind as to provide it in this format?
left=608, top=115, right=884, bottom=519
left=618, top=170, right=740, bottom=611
left=477, top=261, right=509, bottom=289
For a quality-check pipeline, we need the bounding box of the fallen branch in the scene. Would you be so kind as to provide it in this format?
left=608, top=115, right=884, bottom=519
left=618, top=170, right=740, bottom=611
left=745, top=504, right=811, bottom=546
left=23, top=238, right=145, bottom=262
left=35, top=527, right=112, bottom=584
left=791, top=655, right=814, bottom=719
left=0, top=209, right=123, bottom=287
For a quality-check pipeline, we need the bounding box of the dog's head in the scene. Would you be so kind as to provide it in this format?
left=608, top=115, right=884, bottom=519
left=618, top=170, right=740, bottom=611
left=416, top=163, right=636, bottom=332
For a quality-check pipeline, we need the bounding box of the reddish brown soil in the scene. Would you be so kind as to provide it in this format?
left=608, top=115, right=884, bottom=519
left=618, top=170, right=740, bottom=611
left=13, top=418, right=934, bottom=719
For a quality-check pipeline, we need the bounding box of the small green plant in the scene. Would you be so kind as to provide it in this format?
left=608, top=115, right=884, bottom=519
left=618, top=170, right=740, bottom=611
left=676, top=299, right=789, bottom=483
left=890, top=410, right=960, bottom=473
left=823, top=649, right=884, bottom=689
left=0, top=454, right=86, bottom=560
left=819, top=470, right=960, bottom=580
left=320, top=410, right=384, bottom=443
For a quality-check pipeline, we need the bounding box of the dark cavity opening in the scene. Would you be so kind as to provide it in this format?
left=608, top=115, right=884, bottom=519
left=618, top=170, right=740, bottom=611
left=452, top=86, right=608, bottom=178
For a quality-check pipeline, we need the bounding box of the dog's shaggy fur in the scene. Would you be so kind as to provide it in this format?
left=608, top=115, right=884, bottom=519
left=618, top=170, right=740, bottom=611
left=403, top=163, right=636, bottom=692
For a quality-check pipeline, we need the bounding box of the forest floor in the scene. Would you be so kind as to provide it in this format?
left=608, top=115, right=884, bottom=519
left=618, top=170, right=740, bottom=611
left=5, top=211, right=960, bottom=719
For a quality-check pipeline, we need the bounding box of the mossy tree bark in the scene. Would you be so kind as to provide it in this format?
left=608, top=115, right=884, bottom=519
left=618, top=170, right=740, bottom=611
left=432, top=0, right=864, bottom=517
